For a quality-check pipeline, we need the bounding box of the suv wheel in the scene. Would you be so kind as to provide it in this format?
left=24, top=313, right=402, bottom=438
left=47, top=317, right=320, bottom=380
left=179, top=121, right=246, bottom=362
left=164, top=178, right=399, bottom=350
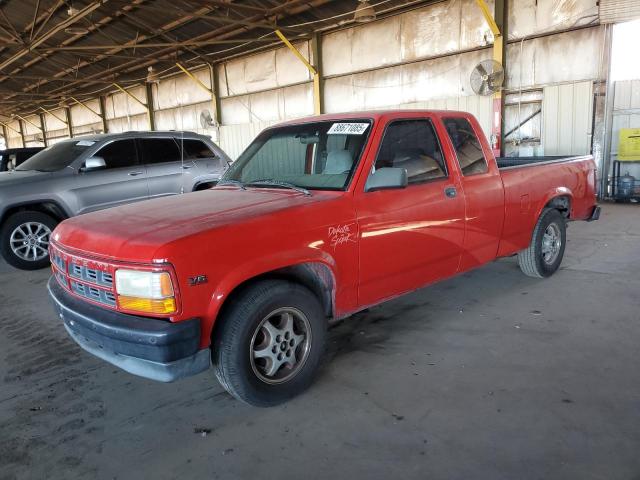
left=0, top=211, right=57, bottom=270
left=212, top=280, right=327, bottom=407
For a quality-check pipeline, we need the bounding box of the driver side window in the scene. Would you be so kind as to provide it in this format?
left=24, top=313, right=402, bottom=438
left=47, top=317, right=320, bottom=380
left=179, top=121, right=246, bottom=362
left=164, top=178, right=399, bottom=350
left=91, top=139, right=138, bottom=170
left=374, top=119, right=447, bottom=185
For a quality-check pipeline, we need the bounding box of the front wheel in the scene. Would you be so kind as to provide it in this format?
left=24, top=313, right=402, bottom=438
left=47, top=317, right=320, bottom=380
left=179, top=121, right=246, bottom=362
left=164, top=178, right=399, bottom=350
left=518, top=208, right=566, bottom=278
left=0, top=211, right=57, bottom=270
left=212, top=280, right=327, bottom=407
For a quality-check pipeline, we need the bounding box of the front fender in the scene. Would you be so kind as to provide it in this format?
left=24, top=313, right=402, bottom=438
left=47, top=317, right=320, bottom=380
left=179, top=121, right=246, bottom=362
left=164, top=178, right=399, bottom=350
left=204, top=247, right=338, bottom=334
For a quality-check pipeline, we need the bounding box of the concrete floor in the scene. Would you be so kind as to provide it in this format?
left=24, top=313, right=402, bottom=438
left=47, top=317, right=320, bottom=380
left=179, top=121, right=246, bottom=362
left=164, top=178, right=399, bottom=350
left=1, top=202, right=639, bottom=480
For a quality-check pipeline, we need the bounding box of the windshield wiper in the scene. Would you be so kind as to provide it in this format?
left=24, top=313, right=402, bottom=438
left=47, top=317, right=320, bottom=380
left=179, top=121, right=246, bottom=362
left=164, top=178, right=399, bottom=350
left=246, top=179, right=311, bottom=196
left=217, top=179, right=246, bottom=190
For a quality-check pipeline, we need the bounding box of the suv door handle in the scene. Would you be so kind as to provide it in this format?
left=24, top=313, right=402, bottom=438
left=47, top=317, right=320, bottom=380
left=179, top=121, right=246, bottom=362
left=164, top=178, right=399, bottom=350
left=182, top=165, right=193, bottom=169
left=444, top=187, right=457, bottom=198
left=128, top=171, right=143, bottom=176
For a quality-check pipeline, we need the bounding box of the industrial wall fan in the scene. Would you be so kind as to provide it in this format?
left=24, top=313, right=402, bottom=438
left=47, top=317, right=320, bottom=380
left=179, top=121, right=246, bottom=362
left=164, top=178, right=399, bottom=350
left=199, top=109, right=215, bottom=128
left=470, top=60, right=504, bottom=96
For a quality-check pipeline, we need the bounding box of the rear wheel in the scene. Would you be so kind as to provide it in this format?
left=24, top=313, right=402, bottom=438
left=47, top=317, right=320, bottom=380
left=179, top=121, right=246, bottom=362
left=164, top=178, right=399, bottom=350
left=518, top=208, right=566, bottom=278
left=212, top=280, right=327, bottom=407
left=0, top=211, right=57, bottom=270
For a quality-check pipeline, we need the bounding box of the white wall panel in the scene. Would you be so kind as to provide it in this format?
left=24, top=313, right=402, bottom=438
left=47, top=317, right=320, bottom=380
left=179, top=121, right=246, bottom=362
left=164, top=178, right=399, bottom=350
left=217, top=41, right=311, bottom=97
left=220, top=84, right=313, bottom=126
left=105, top=86, right=147, bottom=119
left=509, top=0, right=598, bottom=38
left=154, top=67, right=212, bottom=111
left=6, top=120, right=22, bottom=148
left=506, top=27, right=604, bottom=89
left=107, top=113, right=149, bottom=133
left=43, top=110, right=66, bottom=131
left=542, top=81, right=594, bottom=155
left=323, top=0, right=494, bottom=78
left=154, top=100, right=218, bottom=138
left=70, top=99, right=102, bottom=129
left=219, top=120, right=278, bottom=160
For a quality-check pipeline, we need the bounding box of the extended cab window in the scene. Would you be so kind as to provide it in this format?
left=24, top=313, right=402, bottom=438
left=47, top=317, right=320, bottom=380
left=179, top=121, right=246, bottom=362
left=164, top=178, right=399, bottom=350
left=179, top=139, right=216, bottom=160
left=222, top=120, right=371, bottom=190
left=139, top=138, right=181, bottom=164
left=443, top=117, right=488, bottom=175
left=374, top=119, right=446, bottom=184
left=93, top=139, right=138, bottom=169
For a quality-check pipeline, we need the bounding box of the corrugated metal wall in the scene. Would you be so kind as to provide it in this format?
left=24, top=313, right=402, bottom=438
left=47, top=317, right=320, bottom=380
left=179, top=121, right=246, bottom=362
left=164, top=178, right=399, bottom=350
left=609, top=79, right=640, bottom=178
left=542, top=81, right=594, bottom=155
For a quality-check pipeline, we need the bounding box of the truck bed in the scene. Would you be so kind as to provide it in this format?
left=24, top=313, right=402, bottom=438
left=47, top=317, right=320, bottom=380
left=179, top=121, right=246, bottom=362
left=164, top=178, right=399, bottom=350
left=496, top=156, right=583, bottom=169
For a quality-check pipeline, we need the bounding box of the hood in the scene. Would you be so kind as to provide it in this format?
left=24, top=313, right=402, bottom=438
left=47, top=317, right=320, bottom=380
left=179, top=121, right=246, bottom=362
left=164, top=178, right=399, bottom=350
left=0, top=169, right=52, bottom=188
left=53, top=187, right=338, bottom=262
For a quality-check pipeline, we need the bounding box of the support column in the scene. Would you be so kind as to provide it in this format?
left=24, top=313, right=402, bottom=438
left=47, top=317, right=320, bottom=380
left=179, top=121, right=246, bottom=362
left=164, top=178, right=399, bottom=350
left=494, top=0, right=507, bottom=157
left=275, top=29, right=321, bottom=115
left=145, top=83, right=156, bottom=131
left=210, top=64, right=222, bottom=126
left=65, top=107, right=74, bottom=138
left=18, top=119, right=26, bottom=147
left=310, top=32, right=324, bottom=115
left=99, top=95, right=109, bottom=133
left=39, top=113, right=48, bottom=147
left=1, top=124, right=8, bottom=149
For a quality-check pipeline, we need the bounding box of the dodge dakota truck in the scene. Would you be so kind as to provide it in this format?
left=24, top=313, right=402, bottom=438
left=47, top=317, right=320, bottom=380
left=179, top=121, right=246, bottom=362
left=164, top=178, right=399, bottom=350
left=47, top=110, right=600, bottom=406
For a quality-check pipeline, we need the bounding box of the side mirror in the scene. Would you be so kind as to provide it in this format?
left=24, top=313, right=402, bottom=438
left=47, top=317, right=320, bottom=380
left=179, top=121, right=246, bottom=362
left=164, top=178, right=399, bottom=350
left=365, top=167, right=408, bottom=192
left=81, top=156, right=106, bottom=172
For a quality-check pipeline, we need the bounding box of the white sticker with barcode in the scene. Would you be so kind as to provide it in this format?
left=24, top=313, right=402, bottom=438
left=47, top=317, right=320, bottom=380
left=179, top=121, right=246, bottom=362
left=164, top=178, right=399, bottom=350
left=327, top=123, right=369, bottom=135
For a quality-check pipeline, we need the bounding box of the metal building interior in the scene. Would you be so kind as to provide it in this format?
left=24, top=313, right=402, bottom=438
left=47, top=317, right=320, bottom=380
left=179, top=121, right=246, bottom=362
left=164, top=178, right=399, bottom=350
left=1, top=1, right=639, bottom=479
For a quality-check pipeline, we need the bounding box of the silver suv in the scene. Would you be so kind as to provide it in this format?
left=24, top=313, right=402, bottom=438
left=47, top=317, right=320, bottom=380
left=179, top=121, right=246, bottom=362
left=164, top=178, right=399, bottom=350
left=0, top=131, right=230, bottom=270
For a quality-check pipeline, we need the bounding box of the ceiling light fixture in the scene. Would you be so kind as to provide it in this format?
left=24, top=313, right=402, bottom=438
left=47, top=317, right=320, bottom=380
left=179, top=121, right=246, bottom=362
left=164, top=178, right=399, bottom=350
left=146, top=66, right=160, bottom=83
left=354, top=0, right=376, bottom=23
left=65, top=27, right=89, bottom=35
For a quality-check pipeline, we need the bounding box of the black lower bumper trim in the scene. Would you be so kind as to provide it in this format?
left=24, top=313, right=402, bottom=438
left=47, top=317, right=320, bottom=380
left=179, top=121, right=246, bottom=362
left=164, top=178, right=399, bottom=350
left=48, top=277, right=210, bottom=381
left=587, top=205, right=601, bottom=222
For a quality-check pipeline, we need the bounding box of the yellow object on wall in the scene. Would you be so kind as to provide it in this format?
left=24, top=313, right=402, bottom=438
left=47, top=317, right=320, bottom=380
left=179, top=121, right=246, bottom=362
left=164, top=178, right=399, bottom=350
left=618, top=128, right=640, bottom=161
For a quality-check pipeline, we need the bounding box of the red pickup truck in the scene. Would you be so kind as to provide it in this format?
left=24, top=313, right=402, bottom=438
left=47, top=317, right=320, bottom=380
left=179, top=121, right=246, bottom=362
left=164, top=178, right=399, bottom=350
left=48, top=110, right=599, bottom=406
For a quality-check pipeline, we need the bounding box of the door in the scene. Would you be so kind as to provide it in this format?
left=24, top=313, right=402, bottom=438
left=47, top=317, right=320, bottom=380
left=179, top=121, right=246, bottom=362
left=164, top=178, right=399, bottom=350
left=73, top=138, right=149, bottom=214
left=139, top=137, right=187, bottom=197
left=442, top=116, right=505, bottom=271
left=355, top=117, right=466, bottom=307
left=177, top=138, right=223, bottom=187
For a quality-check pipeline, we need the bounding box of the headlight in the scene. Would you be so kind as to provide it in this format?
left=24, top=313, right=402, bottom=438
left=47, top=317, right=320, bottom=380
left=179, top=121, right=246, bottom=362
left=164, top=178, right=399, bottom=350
left=115, top=269, right=176, bottom=315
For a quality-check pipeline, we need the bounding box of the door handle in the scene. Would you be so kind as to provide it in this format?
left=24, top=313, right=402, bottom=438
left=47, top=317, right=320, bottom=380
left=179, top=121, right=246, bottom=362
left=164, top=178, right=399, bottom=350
left=444, top=187, right=457, bottom=198
left=182, top=165, right=193, bottom=170
left=128, top=171, right=143, bottom=176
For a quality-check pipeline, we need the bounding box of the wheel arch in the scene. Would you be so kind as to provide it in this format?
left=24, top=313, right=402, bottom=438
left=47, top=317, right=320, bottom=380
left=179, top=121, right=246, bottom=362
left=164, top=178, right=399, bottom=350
left=208, top=261, right=336, bottom=344
left=0, top=200, right=70, bottom=227
left=536, top=188, right=573, bottom=221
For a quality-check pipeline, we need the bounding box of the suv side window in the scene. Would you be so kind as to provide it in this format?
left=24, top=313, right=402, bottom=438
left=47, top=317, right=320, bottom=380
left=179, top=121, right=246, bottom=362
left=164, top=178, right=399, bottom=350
left=180, top=139, right=216, bottom=160
left=443, top=117, right=488, bottom=176
left=93, top=139, right=138, bottom=169
left=374, top=119, right=446, bottom=184
left=139, top=138, right=182, bottom=164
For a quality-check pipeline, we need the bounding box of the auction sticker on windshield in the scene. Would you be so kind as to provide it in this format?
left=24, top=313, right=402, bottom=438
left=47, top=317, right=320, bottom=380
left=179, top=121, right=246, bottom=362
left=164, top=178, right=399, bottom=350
left=76, top=140, right=95, bottom=146
left=327, top=123, right=369, bottom=135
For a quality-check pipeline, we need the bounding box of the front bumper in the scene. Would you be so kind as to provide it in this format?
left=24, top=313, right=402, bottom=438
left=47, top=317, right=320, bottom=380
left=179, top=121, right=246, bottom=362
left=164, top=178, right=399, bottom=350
left=587, top=205, right=601, bottom=222
left=48, top=277, right=210, bottom=382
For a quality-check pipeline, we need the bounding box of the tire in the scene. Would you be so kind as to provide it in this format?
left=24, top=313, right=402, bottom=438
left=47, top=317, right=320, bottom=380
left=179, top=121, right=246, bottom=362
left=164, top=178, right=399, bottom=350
left=517, top=208, right=566, bottom=278
left=0, top=211, right=57, bottom=270
left=212, top=279, right=327, bottom=407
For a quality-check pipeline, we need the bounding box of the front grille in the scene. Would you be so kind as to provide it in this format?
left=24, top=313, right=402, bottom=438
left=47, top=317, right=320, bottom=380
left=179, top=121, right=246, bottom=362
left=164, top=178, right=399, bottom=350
left=70, top=280, right=116, bottom=306
left=50, top=243, right=117, bottom=310
left=69, top=262, right=113, bottom=288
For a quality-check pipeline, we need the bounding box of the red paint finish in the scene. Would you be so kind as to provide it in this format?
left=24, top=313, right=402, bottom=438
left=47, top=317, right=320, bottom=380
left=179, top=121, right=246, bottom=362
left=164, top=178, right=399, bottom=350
left=50, top=110, right=598, bottom=351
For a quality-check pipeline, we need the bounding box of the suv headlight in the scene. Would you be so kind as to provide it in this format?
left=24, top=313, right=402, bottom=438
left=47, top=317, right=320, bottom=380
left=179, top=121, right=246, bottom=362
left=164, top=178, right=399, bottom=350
left=115, top=269, right=176, bottom=314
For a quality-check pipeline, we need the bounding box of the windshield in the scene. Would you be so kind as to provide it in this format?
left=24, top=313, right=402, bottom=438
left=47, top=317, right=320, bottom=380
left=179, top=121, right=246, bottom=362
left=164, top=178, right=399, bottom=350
left=222, top=120, right=372, bottom=190
left=16, top=140, right=93, bottom=172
